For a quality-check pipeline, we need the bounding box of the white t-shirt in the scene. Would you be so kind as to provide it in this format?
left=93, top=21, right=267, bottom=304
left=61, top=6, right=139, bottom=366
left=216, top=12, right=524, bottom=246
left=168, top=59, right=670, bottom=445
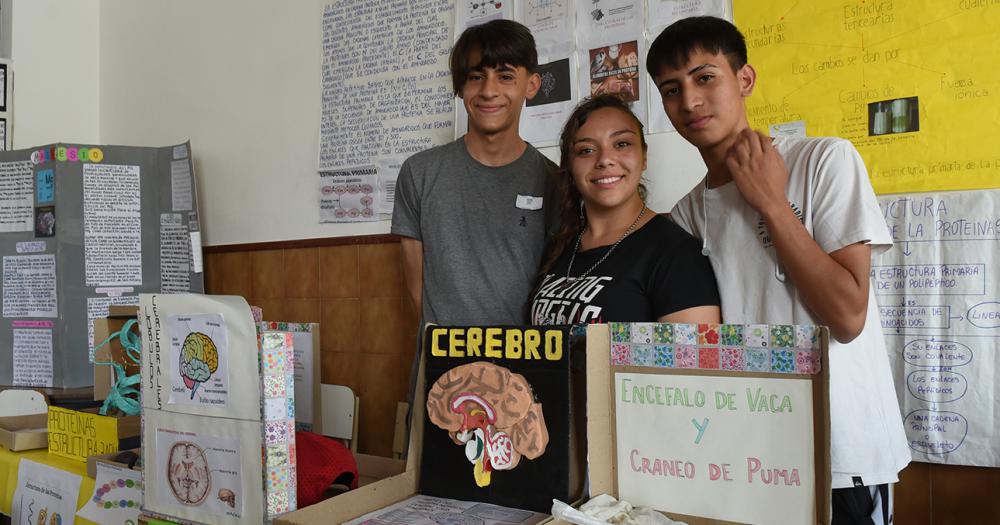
left=671, top=136, right=910, bottom=489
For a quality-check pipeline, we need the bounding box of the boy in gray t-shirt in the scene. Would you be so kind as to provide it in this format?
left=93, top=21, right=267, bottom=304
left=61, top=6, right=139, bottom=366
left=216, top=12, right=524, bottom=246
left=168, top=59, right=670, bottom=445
left=391, top=20, right=556, bottom=326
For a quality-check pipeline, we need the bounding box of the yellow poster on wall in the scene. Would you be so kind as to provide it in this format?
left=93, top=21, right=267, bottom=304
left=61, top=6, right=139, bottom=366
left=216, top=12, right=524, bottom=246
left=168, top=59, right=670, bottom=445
left=735, top=1, right=1000, bottom=194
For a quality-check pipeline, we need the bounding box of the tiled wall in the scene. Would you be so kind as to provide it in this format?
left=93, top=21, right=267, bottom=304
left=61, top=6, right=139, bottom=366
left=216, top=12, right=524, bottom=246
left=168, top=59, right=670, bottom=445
left=204, top=241, right=418, bottom=458
left=895, top=462, right=1000, bottom=524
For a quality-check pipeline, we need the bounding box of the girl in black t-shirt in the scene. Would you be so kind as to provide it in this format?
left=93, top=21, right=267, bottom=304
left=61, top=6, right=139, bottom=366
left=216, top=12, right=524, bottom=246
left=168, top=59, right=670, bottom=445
left=530, top=94, right=721, bottom=324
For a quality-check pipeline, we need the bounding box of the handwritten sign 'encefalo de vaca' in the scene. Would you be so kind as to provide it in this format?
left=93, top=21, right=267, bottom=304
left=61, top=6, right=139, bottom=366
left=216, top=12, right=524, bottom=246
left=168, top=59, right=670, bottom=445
left=608, top=322, right=830, bottom=525
left=47, top=406, right=119, bottom=462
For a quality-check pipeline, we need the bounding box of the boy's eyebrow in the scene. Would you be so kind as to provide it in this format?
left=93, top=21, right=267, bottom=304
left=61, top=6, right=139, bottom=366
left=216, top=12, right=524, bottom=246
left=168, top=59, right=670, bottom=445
left=688, top=63, right=717, bottom=75
left=468, top=63, right=516, bottom=74
left=656, top=62, right=717, bottom=89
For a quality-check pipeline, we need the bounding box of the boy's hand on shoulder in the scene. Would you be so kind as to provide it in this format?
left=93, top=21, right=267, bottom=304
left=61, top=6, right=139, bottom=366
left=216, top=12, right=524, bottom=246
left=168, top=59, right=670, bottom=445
left=726, top=129, right=790, bottom=217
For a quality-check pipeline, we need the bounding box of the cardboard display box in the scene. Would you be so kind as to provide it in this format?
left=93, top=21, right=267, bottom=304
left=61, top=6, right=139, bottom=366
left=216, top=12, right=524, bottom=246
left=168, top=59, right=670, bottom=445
left=93, top=306, right=141, bottom=403
left=554, top=324, right=832, bottom=525
left=277, top=323, right=831, bottom=525
left=354, top=453, right=405, bottom=487
left=276, top=326, right=587, bottom=524
left=0, top=413, right=48, bottom=451
left=80, top=409, right=141, bottom=450
left=273, top=342, right=433, bottom=524
left=87, top=447, right=141, bottom=478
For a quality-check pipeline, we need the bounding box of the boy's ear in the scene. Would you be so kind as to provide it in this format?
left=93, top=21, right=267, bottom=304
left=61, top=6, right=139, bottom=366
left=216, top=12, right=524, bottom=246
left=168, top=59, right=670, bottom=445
left=737, top=63, right=756, bottom=97
left=525, top=72, right=542, bottom=100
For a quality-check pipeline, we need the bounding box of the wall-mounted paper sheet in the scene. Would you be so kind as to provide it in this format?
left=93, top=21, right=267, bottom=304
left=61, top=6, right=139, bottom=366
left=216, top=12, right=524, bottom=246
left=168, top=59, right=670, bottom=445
left=576, top=0, right=643, bottom=46
left=318, top=167, right=378, bottom=222
left=374, top=157, right=404, bottom=214
left=0, top=160, right=33, bottom=232
left=318, top=0, right=455, bottom=220
left=455, top=0, right=512, bottom=29
left=737, top=0, right=1000, bottom=193
left=517, top=0, right=575, bottom=59
left=876, top=189, right=1000, bottom=467
left=520, top=56, right=577, bottom=147
left=580, top=38, right=648, bottom=125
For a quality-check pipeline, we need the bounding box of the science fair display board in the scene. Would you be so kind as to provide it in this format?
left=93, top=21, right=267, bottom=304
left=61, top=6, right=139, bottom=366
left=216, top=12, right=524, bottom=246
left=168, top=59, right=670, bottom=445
left=139, top=294, right=297, bottom=524
left=420, top=325, right=587, bottom=514
left=0, top=142, right=203, bottom=388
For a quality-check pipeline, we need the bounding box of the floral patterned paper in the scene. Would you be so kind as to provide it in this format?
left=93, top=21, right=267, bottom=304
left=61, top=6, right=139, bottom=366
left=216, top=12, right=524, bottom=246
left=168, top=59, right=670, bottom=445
left=609, top=323, right=822, bottom=374
left=258, top=330, right=297, bottom=519
left=631, top=345, right=654, bottom=366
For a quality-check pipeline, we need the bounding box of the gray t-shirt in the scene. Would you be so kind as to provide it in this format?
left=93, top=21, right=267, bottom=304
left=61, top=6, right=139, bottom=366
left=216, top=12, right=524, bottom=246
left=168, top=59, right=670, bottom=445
left=391, top=137, right=556, bottom=325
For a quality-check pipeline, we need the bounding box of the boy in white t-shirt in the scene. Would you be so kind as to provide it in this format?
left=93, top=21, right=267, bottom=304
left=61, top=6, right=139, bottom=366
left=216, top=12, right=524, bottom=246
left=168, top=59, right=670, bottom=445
left=647, top=16, right=910, bottom=524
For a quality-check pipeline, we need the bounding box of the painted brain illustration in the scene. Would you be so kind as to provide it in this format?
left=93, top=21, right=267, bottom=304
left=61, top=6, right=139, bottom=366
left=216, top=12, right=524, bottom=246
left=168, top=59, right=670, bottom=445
left=426, top=362, right=549, bottom=487
left=179, top=332, right=219, bottom=399
left=167, top=441, right=211, bottom=505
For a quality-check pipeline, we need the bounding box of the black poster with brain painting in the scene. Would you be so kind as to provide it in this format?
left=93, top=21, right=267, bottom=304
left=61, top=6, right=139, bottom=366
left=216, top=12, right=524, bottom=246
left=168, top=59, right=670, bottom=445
left=420, top=326, right=585, bottom=513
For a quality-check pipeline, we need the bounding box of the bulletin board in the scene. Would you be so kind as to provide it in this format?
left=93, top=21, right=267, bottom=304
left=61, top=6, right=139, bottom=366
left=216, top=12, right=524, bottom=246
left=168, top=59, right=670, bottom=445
left=605, top=322, right=830, bottom=525
left=0, top=142, right=204, bottom=388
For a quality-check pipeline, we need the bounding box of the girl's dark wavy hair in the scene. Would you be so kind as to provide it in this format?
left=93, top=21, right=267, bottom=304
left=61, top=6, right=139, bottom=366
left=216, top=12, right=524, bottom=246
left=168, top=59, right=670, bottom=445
left=537, top=93, right=648, bottom=278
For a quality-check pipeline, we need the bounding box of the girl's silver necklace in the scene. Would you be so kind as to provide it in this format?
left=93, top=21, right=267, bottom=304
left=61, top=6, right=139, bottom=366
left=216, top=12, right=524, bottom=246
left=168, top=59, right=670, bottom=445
left=565, top=206, right=646, bottom=282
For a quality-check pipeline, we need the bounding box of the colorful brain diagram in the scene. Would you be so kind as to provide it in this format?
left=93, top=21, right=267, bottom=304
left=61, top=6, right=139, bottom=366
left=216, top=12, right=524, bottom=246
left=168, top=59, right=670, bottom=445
left=426, top=362, right=549, bottom=487
left=179, top=332, right=219, bottom=399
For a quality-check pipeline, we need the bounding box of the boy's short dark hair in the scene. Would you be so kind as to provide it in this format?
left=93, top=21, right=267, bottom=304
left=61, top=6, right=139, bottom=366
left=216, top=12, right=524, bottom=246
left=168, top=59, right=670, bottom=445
left=646, top=16, right=748, bottom=78
left=450, top=19, right=538, bottom=95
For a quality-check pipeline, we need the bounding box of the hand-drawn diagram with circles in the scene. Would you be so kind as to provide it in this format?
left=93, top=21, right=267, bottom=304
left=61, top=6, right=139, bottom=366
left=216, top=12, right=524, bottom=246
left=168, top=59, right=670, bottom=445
left=322, top=183, right=376, bottom=219
left=167, top=441, right=212, bottom=505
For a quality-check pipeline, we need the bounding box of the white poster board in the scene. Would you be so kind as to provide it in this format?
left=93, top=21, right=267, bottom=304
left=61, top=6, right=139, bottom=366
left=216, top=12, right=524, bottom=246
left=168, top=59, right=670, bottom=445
left=616, top=373, right=817, bottom=525
left=875, top=189, right=1000, bottom=466
left=607, top=322, right=830, bottom=525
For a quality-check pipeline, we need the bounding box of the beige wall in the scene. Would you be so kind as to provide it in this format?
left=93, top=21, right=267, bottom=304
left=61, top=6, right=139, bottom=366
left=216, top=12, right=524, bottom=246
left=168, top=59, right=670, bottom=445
left=10, top=0, right=101, bottom=147
left=94, top=0, right=704, bottom=246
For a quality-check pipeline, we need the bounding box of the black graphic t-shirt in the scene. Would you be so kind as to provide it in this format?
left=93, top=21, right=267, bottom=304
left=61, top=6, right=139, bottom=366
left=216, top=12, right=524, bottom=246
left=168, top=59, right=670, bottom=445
left=531, top=215, right=720, bottom=324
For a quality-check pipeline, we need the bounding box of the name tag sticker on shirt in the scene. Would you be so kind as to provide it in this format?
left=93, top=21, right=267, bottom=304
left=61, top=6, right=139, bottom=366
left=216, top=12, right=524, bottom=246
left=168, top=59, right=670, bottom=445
left=515, top=195, right=543, bottom=210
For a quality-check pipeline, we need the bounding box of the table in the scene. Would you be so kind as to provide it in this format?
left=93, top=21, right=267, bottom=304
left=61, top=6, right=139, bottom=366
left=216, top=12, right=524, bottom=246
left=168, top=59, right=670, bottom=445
left=0, top=446, right=98, bottom=524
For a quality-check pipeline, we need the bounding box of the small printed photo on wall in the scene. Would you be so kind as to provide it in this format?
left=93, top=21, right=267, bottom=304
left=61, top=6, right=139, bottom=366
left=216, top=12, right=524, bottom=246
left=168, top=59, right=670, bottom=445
left=868, top=96, right=919, bottom=136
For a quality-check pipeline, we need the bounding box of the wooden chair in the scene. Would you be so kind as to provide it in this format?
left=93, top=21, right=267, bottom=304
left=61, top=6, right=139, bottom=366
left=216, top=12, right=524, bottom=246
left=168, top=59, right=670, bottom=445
left=0, top=389, right=48, bottom=417
left=320, top=384, right=359, bottom=453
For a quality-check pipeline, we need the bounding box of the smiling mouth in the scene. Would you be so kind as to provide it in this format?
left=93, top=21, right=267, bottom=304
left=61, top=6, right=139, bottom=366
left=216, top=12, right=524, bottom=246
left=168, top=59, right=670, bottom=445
left=477, top=105, right=504, bottom=114
left=592, top=175, right=625, bottom=185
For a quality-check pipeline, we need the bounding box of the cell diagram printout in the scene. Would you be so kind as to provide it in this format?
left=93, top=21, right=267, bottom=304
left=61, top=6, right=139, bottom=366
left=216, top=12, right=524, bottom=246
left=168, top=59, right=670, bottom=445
left=874, top=190, right=1000, bottom=467
left=736, top=1, right=1000, bottom=194
left=319, top=0, right=454, bottom=222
